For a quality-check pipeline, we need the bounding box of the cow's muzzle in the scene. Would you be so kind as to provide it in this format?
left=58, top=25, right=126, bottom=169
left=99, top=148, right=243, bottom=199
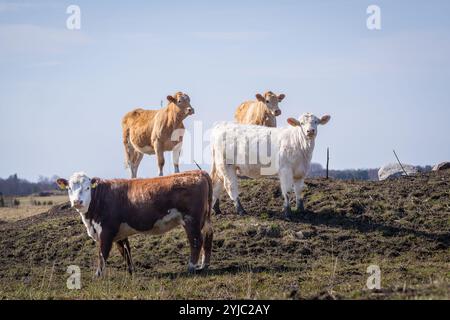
left=72, top=200, right=83, bottom=209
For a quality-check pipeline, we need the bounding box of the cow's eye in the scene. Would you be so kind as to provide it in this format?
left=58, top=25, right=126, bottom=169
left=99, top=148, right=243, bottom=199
left=86, top=187, right=90, bottom=190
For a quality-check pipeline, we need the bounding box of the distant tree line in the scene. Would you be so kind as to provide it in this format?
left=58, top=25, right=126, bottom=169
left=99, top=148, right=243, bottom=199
left=0, top=174, right=59, bottom=196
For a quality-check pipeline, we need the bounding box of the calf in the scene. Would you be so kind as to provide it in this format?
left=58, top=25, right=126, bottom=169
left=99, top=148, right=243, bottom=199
left=211, top=113, right=330, bottom=218
left=234, top=91, right=285, bottom=127
left=57, top=170, right=213, bottom=276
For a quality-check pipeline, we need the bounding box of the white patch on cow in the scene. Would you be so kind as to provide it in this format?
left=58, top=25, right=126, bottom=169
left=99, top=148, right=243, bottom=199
left=76, top=208, right=102, bottom=242
left=114, top=209, right=184, bottom=241
left=152, top=209, right=184, bottom=234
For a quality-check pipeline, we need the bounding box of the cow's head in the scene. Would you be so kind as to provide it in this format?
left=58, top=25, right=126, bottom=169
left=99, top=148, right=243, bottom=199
left=56, top=172, right=100, bottom=212
left=167, top=92, right=195, bottom=116
left=287, top=113, right=331, bottom=139
left=255, top=91, right=285, bottom=117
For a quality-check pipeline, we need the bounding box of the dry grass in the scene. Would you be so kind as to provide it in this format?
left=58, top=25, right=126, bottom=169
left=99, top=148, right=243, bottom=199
left=0, top=195, right=66, bottom=222
left=0, top=172, right=449, bottom=300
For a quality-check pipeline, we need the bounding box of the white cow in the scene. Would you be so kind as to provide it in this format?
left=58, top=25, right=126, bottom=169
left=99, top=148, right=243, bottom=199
left=210, top=113, right=330, bottom=218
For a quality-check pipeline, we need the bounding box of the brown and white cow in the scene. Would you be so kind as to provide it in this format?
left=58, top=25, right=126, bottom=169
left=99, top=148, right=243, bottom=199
left=122, top=92, right=195, bottom=178
left=56, top=170, right=213, bottom=276
left=234, top=91, right=285, bottom=127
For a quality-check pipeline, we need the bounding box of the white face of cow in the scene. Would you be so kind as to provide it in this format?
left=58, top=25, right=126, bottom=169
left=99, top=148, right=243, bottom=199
left=56, top=172, right=99, bottom=212
left=287, top=113, right=331, bottom=139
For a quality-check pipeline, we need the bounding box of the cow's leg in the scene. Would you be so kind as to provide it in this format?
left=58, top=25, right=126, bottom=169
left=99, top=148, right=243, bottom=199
left=116, top=238, right=133, bottom=274
left=279, top=168, right=294, bottom=219
left=223, top=166, right=246, bottom=215
left=212, top=179, right=224, bottom=215
left=154, top=141, right=165, bottom=176
left=293, top=179, right=305, bottom=213
left=96, top=232, right=114, bottom=277
left=172, top=141, right=182, bottom=174
left=123, top=238, right=134, bottom=273
left=130, top=151, right=144, bottom=179
left=184, top=222, right=203, bottom=273
left=200, top=219, right=213, bottom=270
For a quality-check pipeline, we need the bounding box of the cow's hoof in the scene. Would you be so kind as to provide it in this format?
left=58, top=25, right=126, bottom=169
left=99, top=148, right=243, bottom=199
left=235, top=199, right=247, bottom=216
left=95, top=268, right=103, bottom=278
left=188, top=263, right=199, bottom=274
left=199, top=264, right=209, bottom=272
left=237, top=207, right=247, bottom=216
left=213, top=201, right=222, bottom=215
left=295, top=201, right=305, bottom=214
left=283, top=207, right=292, bottom=220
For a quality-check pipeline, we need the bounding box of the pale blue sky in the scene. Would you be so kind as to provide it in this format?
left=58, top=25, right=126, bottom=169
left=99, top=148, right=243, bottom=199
left=1, top=0, right=450, bottom=181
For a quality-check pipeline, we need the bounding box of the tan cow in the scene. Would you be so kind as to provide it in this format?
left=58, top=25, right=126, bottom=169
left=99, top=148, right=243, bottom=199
left=234, top=91, right=285, bottom=127
left=122, top=92, right=194, bottom=177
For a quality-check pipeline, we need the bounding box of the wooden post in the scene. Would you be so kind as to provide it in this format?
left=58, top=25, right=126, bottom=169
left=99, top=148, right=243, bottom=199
left=326, top=147, right=330, bottom=180
left=393, top=149, right=408, bottom=176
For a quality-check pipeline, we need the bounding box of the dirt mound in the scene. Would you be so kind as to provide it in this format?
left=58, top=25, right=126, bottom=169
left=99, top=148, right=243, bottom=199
left=0, top=171, right=448, bottom=299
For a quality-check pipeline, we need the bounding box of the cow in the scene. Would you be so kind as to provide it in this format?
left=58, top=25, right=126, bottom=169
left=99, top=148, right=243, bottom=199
left=56, top=170, right=213, bottom=276
left=234, top=91, right=285, bottom=127
left=210, top=113, right=330, bottom=219
left=122, top=92, right=194, bottom=178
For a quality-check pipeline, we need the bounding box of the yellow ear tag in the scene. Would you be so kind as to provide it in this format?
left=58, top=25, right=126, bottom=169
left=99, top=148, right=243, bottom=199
left=91, top=182, right=98, bottom=189
left=56, top=180, right=68, bottom=190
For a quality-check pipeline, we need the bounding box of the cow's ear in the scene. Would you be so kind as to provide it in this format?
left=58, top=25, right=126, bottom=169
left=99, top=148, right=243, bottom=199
left=319, top=114, right=331, bottom=125
left=287, top=118, right=301, bottom=127
left=278, top=94, right=285, bottom=102
left=56, top=178, right=69, bottom=190
left=167, top=95, right=177, bottom=103
left=90, top=178, right=100, bottom=189
left=255, top=93, right=265, bottom=102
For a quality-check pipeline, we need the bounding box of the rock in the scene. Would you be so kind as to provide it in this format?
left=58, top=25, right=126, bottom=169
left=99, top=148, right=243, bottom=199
left=295, top=231, right=304, bottom=239
left=378, top=163, right=418, bottom=181
left=432, top=162, right=450, bottom=171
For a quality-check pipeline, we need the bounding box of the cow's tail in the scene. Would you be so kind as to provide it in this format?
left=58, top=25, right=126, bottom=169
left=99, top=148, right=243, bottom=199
left=200, top=170, right=214, bottom=269
left=202, top=170, right=213, bottom=222
left=122, top=121, right=131, bottom=169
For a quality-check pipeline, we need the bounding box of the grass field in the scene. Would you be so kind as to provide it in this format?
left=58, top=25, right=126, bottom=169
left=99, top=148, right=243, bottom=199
left=0, top=195, right=67, bottom=222
left=0, top=172, right=448, bottom=300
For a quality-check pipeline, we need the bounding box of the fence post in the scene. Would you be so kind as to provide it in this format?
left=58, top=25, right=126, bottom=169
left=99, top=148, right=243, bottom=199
left=326, top=147, right=330, bottom=180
